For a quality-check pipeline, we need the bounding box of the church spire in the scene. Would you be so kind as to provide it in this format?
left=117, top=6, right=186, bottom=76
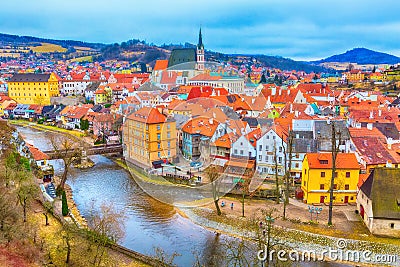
left=197, top=28, right=204, bottom=50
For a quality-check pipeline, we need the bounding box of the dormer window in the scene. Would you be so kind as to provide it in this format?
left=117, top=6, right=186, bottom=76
left=319, top=160, right=328, bottom=164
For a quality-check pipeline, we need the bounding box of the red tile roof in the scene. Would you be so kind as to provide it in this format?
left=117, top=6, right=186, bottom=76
left=182, top=116, right=219, bottom=137
left=127, top=107, right=167, bottom=124
left=153, top=60, right=169, bottom=71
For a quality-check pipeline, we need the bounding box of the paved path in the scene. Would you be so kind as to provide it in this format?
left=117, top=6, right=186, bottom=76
left=342, top=210, right=361, bottom=221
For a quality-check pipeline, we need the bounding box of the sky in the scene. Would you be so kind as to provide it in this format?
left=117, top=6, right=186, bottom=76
left=1, top=0, right=400, bottom=61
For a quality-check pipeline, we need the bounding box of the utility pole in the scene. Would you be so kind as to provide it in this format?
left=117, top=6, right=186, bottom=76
left=328, top=122, right=341, bottom=226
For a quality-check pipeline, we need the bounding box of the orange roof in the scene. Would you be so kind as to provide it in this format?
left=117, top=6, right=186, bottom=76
left=153, top=60, right=169, bottom=71
left=348, top=127, right=386, bottom=140
left=245, top=128, right=262, bottom=147
left=358, top=173, right=370, bottom=188
left=126, top=107, right=167, bottom=124
left=27, top=144, right=49, bottom=161
left=305, top=153, right=359, bottom=169
left=182, top=116, right=219, bottom=137
left=213, top=133, right=238, bottom=148
left=225, top=159, right=255, bottom=169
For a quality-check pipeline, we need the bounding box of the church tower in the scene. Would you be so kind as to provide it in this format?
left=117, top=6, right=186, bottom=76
left=196, top=28, right=205, bottom=71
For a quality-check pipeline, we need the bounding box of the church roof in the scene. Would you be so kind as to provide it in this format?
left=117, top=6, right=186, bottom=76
left=168, top=48, right=196, bottom=68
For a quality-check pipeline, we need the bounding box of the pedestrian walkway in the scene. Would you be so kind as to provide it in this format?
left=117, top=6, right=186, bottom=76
left=342, top=210, right=360, bottom=222
left=289, top=198, right=309, bottom=209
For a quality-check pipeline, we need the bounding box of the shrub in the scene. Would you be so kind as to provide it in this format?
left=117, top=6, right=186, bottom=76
left=61, top=190, right=69, bottom=216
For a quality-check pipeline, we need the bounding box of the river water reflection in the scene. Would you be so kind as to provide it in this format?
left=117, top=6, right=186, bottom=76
left=16, top=126, right=350, bottom=267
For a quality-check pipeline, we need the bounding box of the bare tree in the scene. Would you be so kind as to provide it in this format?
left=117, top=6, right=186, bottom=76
left=86, top=202, right=127, bottom=267
left=273, top=141, right=280, bottom=204
left=49, top=135, right=81, bottom=192
left=153, top=247, right=180, bottom=267
left=328, top=123, right=342, bottom=226
left=17, top=179, right=39, bottom=222
left=205, top=166, right=222, bottom=216
left=42, top=201, right=53, bottom=226
left=239, top=178, right=251, bottom=217
left=282, top=131, right=294, bottom=220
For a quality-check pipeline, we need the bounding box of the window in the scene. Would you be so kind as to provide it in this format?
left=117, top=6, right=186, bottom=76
left=240, top=150, right=244, bottom=155
left=168, top=141, right=171, bottom=148
left=234, top=149, right=238, bottom=154
left=350, top=196, right=354, bottom=200
left=259, top=145, right=262, bottom=151
left=321, top=172, right=325, bottom=177
left=168, top=150, right=171, bottom=156
left=157, top=124, right=160, bottom=130
left=259, top=155, right=262, bottom=160
left=345, top=184, right=349, bottom=190
left=158, top=152, right=161, bottom=158
left=305, top=169, right=307, bottom=175
left=167, top=132, right=171, bottom=138
left=346, top=172, right=350, bottom=178
left=265, top=156, right=268, bottom=162
left=267, top=136, right=269, bottom=139
left=157, top=143, right=161, bottom=149
left=390, top=223, right=395, bottom=229
left=266, top=145, right=269, bottom=151
left=319, top=160, right=328, bottom=164
left=279, top=146, right=282, bottom=152
left=304, top=181, right=307, bottom=186
left=157, top=133, right=161, bottom=140
left=167, top=124, right=170, bottom=130
left=334, top=172, right=338, bottom=178
left=295, top=163, right=299, bottom=168
left=334, top=184, right=337, bottom=190
left=278, top=157, right=282, bottom=163
left=296, top=153, right=300, bottom=158
left=320, top=184, right=324, bottom=190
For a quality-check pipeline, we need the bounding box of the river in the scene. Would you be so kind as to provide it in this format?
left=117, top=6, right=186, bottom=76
left=16, top=126, right=351, bottom=267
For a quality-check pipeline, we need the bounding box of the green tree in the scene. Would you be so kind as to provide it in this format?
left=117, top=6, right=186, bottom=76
left=61, top=190, right=68, bottom=216
left=259, top=73, right=267, bottom=84
left=80, top=119, right=89, bottom=130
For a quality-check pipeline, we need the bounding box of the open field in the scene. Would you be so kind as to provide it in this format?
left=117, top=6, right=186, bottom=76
left=30, top=42, right=68, bottom=53
left=69, top=55, right=93, bottom=62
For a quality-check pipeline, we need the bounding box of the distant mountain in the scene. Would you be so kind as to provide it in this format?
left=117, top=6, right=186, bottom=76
left=313, top=48, right=400, bottom=65
left=0, top=32, right=330, bottom=72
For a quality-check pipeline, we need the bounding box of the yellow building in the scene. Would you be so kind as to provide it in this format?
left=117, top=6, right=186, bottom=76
left=124, top=107, right=177, bottom=168
left=301, top=153, right=360, bottom=204
left=94, top=86, right=112, bottom=104
left=8, top=73, right=59, bottom=105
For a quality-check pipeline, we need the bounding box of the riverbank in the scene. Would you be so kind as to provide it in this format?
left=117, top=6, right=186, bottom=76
left=113, top=158, right=400, bottom=266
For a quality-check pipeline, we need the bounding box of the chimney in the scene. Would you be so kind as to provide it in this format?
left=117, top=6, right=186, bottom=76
left=386, top=160, right=393, bottom=168
left=217, top=90, right=220, bottom=96
left=295, top=110, right=299, bottom=118
left=290, top=104, right=293, bottom=113
left=367, top=123, right=373, bottom=130
left=209, top=118, right=214, bottom=125
left=252, top=98, right=255, bottom=104
left=287, top=89, right=290, bottom=95
left=378, top=109, right=382, bottom=117
left=388, top=138, right=393, bottom=150
left=279, top=89, right=282, bottom=96
left=369, top=111, right=374, bottom=119
left=271, top=87, right=276, bottom=95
